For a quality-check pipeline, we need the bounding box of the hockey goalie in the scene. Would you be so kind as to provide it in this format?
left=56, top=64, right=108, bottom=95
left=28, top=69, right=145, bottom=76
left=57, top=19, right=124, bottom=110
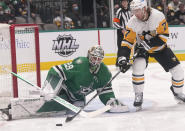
left=0, top=45, right=129, bottom=120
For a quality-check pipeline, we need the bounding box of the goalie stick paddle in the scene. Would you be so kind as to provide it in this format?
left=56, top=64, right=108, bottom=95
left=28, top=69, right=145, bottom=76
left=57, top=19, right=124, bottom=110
left=65, top=70, right=121, bottom=123
left=53, top=96, right=112, bottom=118
left=2, top=68, right=112, bottom=118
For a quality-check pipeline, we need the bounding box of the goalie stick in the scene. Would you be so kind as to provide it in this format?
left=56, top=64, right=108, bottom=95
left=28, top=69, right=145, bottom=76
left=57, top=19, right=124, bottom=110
left=53, top=96, right=111, bottom=118
left=2, top=68, right=112, bottom=119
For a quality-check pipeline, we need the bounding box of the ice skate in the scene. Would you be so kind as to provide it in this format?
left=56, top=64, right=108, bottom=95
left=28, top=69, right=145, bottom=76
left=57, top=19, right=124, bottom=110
left=134, top=92, right=143, bottom=111
left=0, top=104, right=12, bottom=121
left=170, top=86, right=185, bottom=104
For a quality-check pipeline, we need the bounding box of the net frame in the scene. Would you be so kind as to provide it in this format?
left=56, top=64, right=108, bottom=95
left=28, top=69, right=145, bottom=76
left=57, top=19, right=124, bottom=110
left=9, top=24, right=41, bottom=98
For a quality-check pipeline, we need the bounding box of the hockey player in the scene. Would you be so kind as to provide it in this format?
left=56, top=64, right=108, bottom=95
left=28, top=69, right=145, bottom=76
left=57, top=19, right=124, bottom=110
left=39, top=45, right=129, bottom=113
left=1, top=45, right=128, bottom=120
left=117, top=0, right=185, bottom=110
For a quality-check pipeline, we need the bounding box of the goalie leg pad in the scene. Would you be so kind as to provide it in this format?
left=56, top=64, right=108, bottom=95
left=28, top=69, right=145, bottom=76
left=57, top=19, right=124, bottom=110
left=10, top=97, right=45, bottom=120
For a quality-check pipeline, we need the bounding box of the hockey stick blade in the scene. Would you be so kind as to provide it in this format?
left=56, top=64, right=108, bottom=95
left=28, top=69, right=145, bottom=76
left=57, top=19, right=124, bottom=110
left=86, top=105, right=112, bottom=117
left=65, top=104, right=112, bottom=122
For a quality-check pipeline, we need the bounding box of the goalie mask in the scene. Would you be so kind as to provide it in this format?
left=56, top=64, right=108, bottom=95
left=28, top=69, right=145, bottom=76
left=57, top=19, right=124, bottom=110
left=87, top=45, right=104, bottom=74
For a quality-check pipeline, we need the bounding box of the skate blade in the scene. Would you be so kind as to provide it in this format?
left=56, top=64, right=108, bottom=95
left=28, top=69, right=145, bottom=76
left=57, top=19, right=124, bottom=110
left=176, top=99, right=184, bottom=104
left=174, top=97, right=185, bottom=104
left=135, top=106, right=142, bottom=111
left=0, top=111, right=10, bottom=121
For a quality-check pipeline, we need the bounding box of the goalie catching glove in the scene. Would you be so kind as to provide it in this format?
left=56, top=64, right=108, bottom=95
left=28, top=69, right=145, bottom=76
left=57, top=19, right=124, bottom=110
left=117, top=56, right=131, bottom=73
left=106, top=98, right=129, bottom=113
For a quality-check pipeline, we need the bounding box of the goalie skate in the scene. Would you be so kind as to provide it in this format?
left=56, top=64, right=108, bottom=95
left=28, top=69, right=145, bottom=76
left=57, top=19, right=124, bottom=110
left=134, top=92, right=143, bottom=111
left=170, top=86, right=185, bottom=104
left=0, top=104, right=12, bottom=121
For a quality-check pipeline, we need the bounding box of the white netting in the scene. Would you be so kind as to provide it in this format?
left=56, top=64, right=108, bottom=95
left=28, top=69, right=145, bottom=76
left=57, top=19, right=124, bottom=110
left=0, top=24, right=12, bottom=108
left=15, top=26, right=37, bottom=98
left=0, top=24, right=40, bottom=109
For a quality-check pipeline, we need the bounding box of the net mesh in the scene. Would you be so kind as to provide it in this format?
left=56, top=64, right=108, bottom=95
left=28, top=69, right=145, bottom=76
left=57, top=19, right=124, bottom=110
left=0, top=24, right=40, bottom=109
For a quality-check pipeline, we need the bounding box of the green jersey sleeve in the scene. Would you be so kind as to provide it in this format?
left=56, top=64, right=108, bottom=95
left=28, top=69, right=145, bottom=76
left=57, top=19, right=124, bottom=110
left=96, top=63, right=116, bottom=105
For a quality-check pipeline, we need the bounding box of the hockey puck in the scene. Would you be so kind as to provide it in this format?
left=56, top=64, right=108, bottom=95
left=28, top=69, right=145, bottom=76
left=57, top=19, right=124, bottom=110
left=56, top=123, right=63, bottom=126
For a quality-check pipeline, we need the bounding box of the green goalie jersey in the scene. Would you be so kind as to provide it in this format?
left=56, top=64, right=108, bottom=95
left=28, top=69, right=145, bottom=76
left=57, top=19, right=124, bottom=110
left=38, top=57, right=116, bottom=112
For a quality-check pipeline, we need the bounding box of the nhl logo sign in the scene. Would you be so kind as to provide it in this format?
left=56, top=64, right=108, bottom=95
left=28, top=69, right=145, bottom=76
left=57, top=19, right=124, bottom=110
left=52, top=34, right=79, bottom=57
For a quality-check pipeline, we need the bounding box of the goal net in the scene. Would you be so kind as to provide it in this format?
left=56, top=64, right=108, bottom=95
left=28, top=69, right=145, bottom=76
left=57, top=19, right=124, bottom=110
left=0, top=24, right=41, bottom=109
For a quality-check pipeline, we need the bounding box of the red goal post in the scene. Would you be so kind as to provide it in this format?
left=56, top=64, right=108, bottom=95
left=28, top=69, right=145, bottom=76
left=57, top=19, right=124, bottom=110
left=0, top=24, right=41, bottom=108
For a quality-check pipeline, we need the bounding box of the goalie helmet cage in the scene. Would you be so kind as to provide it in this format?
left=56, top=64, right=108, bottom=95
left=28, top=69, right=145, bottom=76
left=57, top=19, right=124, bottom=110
left=0, top=24, right=40, bottom=108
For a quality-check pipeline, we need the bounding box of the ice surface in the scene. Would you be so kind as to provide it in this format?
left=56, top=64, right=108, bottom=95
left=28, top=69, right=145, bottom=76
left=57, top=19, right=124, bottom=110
left=1, top=62, right=185, bottom=131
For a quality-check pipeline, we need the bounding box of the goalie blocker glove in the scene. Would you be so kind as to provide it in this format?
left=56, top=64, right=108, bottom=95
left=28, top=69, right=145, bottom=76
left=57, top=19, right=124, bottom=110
left=40, top=84, right=56, bottom=101
left=117, top=56, right=131, bottom=73
left=106, top=98, right=129, bottom=113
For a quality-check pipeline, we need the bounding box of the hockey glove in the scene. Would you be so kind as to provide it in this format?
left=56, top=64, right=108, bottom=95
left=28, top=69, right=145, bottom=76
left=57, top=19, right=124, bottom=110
left=106, top=98, right=129, bottom=113
left=42, top=93, right=55, bottom=101
left=40, top=85, right=56, bottom=101
left=117, top=56, right=130, bottom=73
left=140, top=40, right=151, bottom=51
left=140, top=30, right=156, bottom=51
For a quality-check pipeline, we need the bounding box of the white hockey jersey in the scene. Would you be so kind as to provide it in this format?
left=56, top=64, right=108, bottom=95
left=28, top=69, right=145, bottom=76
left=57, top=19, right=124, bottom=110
left=121, top=8, right=169, bottom=54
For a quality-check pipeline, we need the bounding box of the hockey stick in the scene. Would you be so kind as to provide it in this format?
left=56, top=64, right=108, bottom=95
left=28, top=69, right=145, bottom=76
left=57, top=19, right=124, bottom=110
left=2, top=68, right=111, bottom=118
left=54, top=96, right=111, bottom=118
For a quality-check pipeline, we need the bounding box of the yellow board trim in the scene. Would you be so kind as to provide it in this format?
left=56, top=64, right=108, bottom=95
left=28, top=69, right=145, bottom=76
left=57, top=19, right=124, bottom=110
left=2, top=53, right=184, bottom=72
left=41, top=60, right=72, bottom=70
left=40, top=53, right=185, bottom=70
